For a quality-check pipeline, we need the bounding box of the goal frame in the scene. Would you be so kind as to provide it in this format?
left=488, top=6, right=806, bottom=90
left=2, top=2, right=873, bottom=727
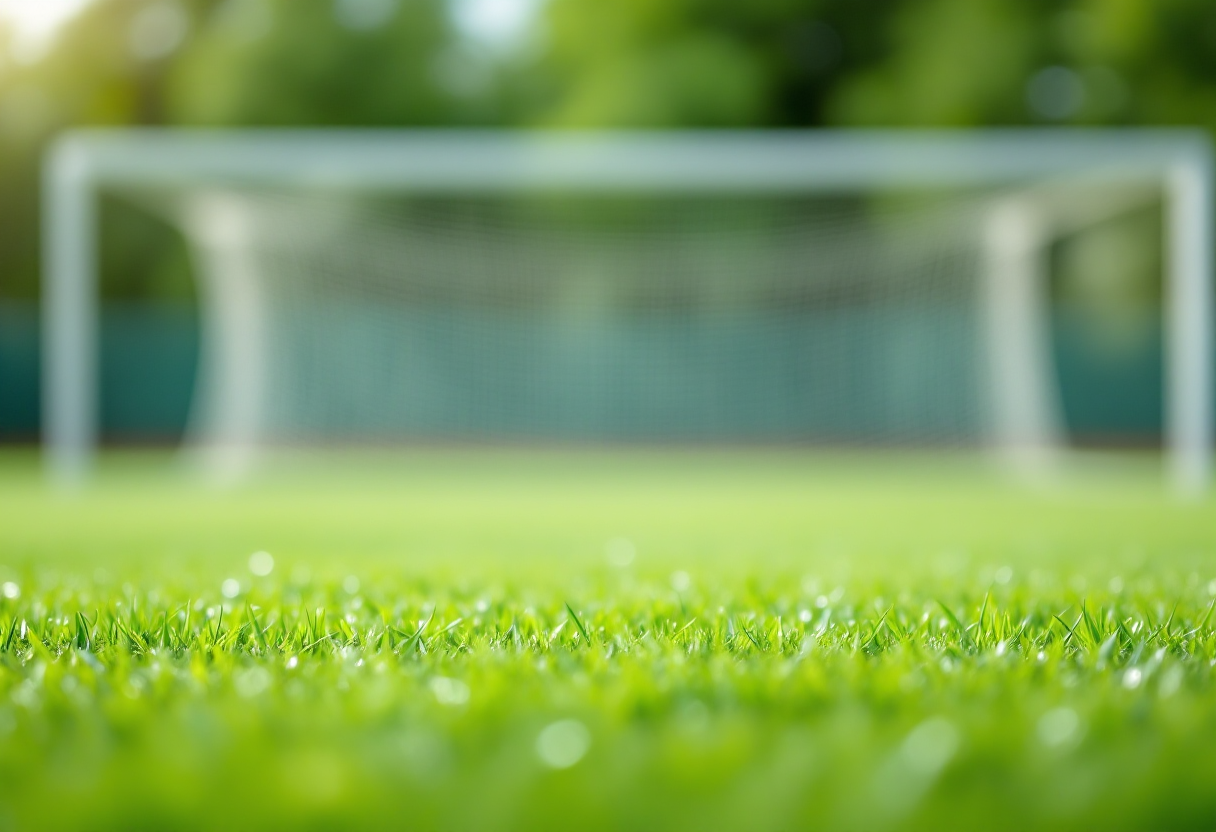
left=42, top=128, right=1215, bottom=494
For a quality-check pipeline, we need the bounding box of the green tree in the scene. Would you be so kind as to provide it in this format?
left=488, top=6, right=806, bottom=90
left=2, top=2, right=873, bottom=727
left=2, top=0, right=1215, bottom=301
left=830, top=0, right=1216, bottom=129
left=167, top=0, right=481, bottom=126
left=527, top=0, right=913, bottom=127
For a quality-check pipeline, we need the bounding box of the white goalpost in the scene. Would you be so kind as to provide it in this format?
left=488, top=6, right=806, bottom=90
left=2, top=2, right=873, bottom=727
left=42, top=129, right=1214, bottom=493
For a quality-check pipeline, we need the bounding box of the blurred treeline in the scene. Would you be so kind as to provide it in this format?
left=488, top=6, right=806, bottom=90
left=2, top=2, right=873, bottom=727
left=1, top=0, right=1215, bottom=300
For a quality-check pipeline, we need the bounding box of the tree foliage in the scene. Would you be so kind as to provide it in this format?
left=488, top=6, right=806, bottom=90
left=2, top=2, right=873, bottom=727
left=0, top=0, right=1214, bottom=296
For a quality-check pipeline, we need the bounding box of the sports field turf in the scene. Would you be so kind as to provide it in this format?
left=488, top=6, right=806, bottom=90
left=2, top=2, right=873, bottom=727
left=1, top=450, right=1215, bottom=831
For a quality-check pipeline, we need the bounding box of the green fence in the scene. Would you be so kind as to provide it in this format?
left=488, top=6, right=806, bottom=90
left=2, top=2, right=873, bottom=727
left=0, top=302, right=1172, bottom=444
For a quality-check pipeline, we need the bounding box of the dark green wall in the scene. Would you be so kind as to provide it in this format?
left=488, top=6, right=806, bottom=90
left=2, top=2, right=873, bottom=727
left=0, top=303, right=199, bottom=443
left=0, top=301, right=1185, bottom=445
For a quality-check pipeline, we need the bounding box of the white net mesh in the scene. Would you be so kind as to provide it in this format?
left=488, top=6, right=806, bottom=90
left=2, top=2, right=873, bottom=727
left=166, top=186, right=1051, bottom=463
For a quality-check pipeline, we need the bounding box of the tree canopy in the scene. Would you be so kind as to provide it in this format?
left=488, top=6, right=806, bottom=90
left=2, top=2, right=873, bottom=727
left=1, top=0, right=1214, bottom=296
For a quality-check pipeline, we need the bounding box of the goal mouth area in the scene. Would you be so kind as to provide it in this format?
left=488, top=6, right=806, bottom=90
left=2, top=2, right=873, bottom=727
left=42, top=129, right=1214, bottom=495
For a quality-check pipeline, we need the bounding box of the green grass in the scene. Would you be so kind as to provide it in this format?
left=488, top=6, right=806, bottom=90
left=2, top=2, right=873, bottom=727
left=1, top=450, right=1216, bottom=831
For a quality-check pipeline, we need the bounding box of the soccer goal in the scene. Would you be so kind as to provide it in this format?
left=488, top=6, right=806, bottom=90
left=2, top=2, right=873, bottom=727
left=43, top=129, right=1214, bottom=493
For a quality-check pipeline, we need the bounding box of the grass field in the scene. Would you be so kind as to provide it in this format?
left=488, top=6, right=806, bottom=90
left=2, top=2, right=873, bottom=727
left=1, top=449, right=1215, bottom=831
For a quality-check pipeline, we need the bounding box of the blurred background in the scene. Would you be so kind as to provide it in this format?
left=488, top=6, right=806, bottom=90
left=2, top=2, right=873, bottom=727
left=2, top=0, right=1215, bottom=447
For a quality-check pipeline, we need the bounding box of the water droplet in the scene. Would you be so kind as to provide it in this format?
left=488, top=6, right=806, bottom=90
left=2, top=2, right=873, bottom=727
left=901, top=718, right=959, bottom=776
left=604, top=537, right=636, bottom=568
left=429, top=676, right=471, bottom=706
left=234, top=667, right=271, bottom=698
left=248, top=551, right=274, bottom=577
left=536, top=719, right=591, bottom=769
left=1036, top=707, right=1081, bottom=747
left=1158, top=665, right=1184, bottom=698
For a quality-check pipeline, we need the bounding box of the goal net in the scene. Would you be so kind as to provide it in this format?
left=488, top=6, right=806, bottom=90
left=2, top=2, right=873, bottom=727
left=43, top=131, right=1214, bottom=491
left=182, top=190, right=988, bottom=452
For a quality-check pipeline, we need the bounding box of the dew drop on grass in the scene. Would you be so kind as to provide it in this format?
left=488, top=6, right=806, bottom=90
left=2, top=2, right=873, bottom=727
left=1036, top=707, right=1080, bottom=747
left=1158, top=665, right=1184, bottom=698
left=235, top=667, right=271, bottom=698
left=248, top=551, right=274, bottom=577
left=900, top=718, right=959, bottom=776
left=429, top=677, right=471, bottom=707
left=536, top=719, right=591, bottom=769
left=605, top=537, right=636, bottom=568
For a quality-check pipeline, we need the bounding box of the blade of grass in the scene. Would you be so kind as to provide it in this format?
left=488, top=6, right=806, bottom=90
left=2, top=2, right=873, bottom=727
left=937, top=600, right=974, bottom=649
left=247, top=603, right=269, bottom=653
left=565, top=603, right=592, bottom=645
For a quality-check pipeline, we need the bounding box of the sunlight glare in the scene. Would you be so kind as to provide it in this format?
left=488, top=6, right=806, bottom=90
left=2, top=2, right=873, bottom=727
left=0, top=0, right=95, bottom=64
